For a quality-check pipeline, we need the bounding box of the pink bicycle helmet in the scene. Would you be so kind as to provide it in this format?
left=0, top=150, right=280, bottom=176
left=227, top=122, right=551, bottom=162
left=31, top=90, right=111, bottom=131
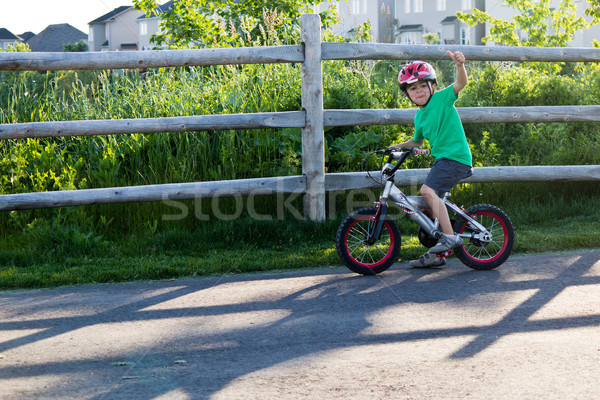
left=398, top=61, right=437, bottom=92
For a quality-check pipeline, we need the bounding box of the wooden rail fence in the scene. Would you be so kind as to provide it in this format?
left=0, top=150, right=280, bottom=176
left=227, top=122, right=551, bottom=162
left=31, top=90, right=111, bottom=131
left=1, top=14, right=599, bottom=220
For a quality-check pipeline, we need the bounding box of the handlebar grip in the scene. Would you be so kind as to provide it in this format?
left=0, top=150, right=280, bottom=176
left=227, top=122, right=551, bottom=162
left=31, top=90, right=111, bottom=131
left=412, top=149, right=430, bottom=155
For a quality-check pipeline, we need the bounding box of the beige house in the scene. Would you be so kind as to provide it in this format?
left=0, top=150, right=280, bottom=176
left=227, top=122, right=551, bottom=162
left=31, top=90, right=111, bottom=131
left=325, top=0, right=485, bottom=44
left=326, top=0, right=598, bottom=46
left=137, top=1, right=175, bottom=50
left=88, top=6, right=143, bottom=52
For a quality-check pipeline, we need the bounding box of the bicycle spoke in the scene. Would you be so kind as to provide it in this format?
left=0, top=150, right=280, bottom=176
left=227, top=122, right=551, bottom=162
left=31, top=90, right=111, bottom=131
left=462, top=213, right=509, bottom=260
left=347, top=223, right=391, bottom=264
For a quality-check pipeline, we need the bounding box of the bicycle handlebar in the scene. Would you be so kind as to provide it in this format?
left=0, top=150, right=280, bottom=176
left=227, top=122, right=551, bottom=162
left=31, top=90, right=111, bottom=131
left=382, top=147, right=430, bottom=156
left=368, top=148, right=430, bottom=181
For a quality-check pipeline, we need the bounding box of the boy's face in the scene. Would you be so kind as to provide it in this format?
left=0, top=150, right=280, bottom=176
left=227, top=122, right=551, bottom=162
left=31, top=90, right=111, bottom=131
left=405, top=81, right=435, bottom=107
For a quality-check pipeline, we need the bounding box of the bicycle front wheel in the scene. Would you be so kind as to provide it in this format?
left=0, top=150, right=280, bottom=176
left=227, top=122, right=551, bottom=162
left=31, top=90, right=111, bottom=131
left=335, top=207, right=401, bottom=275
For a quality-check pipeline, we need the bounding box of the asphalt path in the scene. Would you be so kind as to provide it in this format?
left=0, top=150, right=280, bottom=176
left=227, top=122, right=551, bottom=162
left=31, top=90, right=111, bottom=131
left=1, top=250, right=600, bottom=399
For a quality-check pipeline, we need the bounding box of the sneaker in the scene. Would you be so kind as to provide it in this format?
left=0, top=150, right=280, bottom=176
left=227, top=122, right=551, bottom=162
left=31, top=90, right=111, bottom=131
left=428, top=234, right=463, bottom=254
left=410, top=252, right=447, bottom=268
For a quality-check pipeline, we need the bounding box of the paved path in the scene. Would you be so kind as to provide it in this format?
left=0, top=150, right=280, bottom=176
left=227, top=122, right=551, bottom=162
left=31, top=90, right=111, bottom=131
left=1, top=250, right=600, bottom=399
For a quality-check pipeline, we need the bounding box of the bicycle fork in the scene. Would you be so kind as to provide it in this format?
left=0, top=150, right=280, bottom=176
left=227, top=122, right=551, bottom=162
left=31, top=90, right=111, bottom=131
left=365, top=201, right=387, bottom=245
left=363, top=179, right=395, bottom=245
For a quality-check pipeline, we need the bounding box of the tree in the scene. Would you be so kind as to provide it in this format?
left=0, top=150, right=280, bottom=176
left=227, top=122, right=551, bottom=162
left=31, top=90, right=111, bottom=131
left=63, top=42, right=88, bottom=52
left=457, top=0, right=589, bottom=48
left=133, top=0, right=338, bottom=49
left=0, top=42, right=30, bottom=52
left=423, top=33, right=440, bottom=45
left=586, top=0, right=600, bottom=25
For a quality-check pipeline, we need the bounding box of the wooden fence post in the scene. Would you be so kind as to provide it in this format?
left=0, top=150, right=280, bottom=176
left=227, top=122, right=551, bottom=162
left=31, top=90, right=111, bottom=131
left=301, top=14, right=326, bottom=221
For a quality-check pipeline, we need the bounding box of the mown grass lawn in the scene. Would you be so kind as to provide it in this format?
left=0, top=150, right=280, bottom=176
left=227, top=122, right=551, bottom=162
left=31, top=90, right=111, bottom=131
left=2, top=205, right=599, bottom=290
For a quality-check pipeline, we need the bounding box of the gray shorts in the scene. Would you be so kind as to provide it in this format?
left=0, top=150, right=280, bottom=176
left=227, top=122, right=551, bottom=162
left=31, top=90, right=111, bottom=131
left=423, top=158, right=473, bottom=197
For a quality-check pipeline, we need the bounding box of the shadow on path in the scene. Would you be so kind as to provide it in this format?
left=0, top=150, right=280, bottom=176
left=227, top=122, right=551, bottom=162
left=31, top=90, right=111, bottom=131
left=1, top=250, right=599, bottom=399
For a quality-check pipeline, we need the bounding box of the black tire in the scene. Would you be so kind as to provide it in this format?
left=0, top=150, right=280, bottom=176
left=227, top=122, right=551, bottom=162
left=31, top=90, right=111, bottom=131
left=335, top=207, right=401, bottom=275
left=453, top=204, right=515, bottom=270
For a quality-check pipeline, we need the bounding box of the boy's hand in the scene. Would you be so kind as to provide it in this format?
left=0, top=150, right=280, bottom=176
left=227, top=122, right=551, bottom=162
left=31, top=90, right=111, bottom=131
left=446, top=50, right=465, bottom=66
left=447, top=50, right=468, bottom=94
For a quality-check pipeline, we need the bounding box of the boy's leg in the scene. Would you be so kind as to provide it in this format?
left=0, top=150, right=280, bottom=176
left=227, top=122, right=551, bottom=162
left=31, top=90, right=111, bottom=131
left=419, top=158, right=471, bottom=254
left=421, top=184, right=462, bottom=254
left=421, top=184, right=453, bottom=235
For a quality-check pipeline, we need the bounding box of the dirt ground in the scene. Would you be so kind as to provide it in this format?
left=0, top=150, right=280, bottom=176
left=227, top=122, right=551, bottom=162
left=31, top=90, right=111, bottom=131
left=1, top=250, right=600, bottom=399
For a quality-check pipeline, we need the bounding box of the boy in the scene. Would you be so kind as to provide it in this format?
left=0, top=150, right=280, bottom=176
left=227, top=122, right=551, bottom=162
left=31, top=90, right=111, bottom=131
left=389, top=51, right=472, bottom=268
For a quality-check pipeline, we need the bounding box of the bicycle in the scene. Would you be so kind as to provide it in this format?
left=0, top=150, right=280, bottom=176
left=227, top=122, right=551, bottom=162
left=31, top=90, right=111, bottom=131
left=335, top=148, right=515, bottom=275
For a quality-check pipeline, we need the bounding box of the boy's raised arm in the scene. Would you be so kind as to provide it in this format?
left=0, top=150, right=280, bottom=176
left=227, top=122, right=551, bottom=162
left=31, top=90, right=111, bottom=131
left=447, top=50, right=468, bottom=95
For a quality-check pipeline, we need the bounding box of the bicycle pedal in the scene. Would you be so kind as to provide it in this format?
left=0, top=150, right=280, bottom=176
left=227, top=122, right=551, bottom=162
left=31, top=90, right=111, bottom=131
left=436, top=250, right=452, bottom=258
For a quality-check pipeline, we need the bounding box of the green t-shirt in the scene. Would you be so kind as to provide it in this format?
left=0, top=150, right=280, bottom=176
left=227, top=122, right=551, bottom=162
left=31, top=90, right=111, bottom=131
left=413, top=85, right=472, bottom=166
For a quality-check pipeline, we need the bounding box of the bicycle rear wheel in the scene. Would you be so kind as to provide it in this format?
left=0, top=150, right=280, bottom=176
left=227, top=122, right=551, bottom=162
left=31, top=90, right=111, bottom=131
left=453, top=204, right=514, bottom=270
left=335, top=207, right=401, bottom=275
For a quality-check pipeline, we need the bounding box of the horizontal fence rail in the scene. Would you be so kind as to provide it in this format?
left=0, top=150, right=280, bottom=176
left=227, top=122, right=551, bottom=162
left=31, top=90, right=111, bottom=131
left=1, top=165, right=597, bottom=212
left=0, top=112, right=306, bottom=140
left=0, top=14, right=599, bottom=220
left=3, top=106, right=600, bottom=140
left=325, top=106, right=600, bottom=126
left=322, top=43, right=600, bottom=62
left=327, top=165, right=600, bottom=192
left=3, top=44, right=600, bottom=72
left=0, top=176, right=306, bottom=212
left=0, top=45, right=304, bottom=71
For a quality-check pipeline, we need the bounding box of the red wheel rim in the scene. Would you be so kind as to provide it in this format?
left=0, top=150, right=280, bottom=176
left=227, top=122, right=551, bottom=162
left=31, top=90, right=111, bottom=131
left=458, top=212, right=509, bottom=263
left=344, top=215, right=396, bottom=268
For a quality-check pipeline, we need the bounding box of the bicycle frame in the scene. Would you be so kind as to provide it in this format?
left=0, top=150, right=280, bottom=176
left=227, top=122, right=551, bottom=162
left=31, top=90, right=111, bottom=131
left=373, top=150, right=491, bottom=244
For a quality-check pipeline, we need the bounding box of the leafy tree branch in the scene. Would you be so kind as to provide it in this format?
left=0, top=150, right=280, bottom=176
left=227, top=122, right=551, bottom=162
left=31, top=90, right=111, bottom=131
left=133, top=0, right=338, bottom=48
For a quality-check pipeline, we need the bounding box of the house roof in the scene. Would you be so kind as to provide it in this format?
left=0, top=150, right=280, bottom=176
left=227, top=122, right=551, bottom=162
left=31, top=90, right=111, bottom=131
left=26, top=24, right=87, bottom=52
left=89, top=6, right=132, bottom=24
left=0, top=28, right=19, bottom=40
left=441, top=16, right=458, bottom=24
left=137, top=0, right=176, bottom=19
left=18, top=32, right=36, bottom=42
left=398, top=24, right=423, bottom=32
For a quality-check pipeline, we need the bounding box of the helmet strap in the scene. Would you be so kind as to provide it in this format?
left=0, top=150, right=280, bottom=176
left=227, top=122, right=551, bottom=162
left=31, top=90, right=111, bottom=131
left=405, top=80, right=435, bottom=107
left=423, top=81, right=434, bottom=106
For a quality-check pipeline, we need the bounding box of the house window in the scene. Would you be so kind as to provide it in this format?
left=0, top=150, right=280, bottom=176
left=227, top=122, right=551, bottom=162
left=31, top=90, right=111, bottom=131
left=105, top=24, right=110, bottom=40
left=461, top=0, right=472, bottom=10
left=414, top=0, right=423, bottom=13
left=401, top=31, right=421, bottom=44
left=352, top=0, right=360, bottom=14
left=139, top=21, right=148, bottom=36
left=405, top=0, right=410, bottom=14
left=89, top=28, right=94, bottom=43
left=460, top=27, right=468, bottom=44
left=437, top=0, right=447, bottom=11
